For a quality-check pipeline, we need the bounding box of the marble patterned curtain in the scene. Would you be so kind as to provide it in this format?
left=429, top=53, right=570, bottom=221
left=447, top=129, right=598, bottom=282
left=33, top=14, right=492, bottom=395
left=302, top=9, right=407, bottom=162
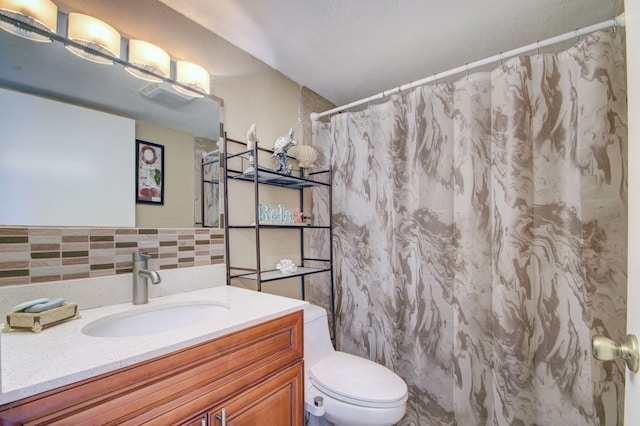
left=311, top=30, right=627, bottom=425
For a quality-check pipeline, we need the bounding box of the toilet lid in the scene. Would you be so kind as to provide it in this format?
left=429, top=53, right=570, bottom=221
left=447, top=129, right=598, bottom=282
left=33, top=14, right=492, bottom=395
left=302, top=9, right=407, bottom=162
left=309, top=352, right=408, bottom=408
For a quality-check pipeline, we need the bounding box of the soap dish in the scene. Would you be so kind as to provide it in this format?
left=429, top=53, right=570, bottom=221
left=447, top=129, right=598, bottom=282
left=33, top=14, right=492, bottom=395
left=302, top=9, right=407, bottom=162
left=2, top=303, right=81, bottom=333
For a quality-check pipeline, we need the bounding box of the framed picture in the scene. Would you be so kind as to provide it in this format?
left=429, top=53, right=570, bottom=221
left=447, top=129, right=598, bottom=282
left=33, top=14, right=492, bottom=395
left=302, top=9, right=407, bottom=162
left=136, top=140, right=164, bottom=204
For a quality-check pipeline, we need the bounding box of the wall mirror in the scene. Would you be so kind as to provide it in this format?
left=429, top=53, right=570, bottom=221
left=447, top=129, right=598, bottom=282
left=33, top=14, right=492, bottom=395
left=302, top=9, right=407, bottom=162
left=0, top=11, right=221, bottom=228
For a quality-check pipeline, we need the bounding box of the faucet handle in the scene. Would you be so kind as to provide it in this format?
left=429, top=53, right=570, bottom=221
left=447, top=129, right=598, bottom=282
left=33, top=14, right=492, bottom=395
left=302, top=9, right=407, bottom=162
left=133, top=252, right=151, bottom=261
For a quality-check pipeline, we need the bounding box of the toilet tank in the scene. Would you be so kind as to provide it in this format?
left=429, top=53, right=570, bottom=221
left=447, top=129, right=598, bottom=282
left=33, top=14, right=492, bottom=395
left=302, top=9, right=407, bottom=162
left=304, top=304, right=336, bottom=368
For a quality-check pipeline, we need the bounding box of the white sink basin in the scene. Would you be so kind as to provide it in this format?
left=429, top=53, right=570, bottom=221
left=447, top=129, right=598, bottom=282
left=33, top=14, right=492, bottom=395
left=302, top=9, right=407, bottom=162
left=81, top=302, right=230, bottom=337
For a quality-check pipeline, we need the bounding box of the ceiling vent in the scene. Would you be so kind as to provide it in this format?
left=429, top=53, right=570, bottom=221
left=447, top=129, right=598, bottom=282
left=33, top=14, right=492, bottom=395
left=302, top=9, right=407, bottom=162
left=138, top=82, right=194, bottom=108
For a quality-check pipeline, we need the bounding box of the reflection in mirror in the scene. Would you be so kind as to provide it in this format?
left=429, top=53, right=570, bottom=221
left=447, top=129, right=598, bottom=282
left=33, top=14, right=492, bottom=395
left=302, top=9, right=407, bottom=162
left=200, top=149, right=221, bottom=228
left=0, top=9, right=221, bottom=228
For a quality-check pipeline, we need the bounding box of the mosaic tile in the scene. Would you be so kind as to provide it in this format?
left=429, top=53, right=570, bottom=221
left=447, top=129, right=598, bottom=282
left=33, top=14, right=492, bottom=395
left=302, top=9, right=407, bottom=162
left=0, top=269, right=29, bottom=278
left=30, top=243, right=60, bottom=252
left=61, top=243, right=90, bottom=251
left=138, top=241, right=160, bottom=250
left=31, top=252, right=60, bottom=259
left=90, top=269, right=114, bottom=278
left=29, top=228, right=62, bottom=237
left=62, top=272, right=91, bottom=280
left=115, top=228, right=137, bottom=235
left=0, top=237, right=29, bottom=244
left=62, top=235, right=88, bottom=243
left=115, top=241, right=138, bottom=248
left=159, top=265, right=178, bottom=271
left=62, top=251, right=89, bottom=258
left=0, top=226, right=224, bottom=284
left=158, top=229, right=178, bottom=234
left=32, top=275, right=61, bottom=283
left=0, top=228, right=28, bottom=236
left=90, top=263, right=115, bottom=271
left=0, top=261, right=29, bottom=270
left=30, top=262, right=62, bottom=274
left=30, top=258, right=61, bottom=268
left=62, top=257, right=88, bottom=266
left=0, top=276, right=30, bottom=285
left=62, top=264, right=90, bottom=274
left=138, top=229, right=159, bottom=235
left=89, top=228, right=115, bottom=236
left=61, top=228, right=90, bottom=236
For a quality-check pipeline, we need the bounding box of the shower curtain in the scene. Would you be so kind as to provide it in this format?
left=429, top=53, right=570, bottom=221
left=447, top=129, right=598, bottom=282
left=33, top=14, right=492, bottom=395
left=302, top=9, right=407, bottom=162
left=310, top=30, right=627, bottom=425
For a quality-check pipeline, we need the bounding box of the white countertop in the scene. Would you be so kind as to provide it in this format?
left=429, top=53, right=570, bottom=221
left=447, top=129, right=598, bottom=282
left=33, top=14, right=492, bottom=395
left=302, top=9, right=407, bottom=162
left=0, top=286, right=307, bottom=405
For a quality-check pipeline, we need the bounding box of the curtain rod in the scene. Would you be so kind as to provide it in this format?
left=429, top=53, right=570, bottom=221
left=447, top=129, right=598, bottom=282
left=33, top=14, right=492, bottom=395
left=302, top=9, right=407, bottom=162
left=311, top=14, right=625, bottom=121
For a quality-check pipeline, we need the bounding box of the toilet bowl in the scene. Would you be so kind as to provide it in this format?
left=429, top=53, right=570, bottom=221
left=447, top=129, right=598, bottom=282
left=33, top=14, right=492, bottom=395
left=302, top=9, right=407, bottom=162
left=304, top=304, right=408, bottom=426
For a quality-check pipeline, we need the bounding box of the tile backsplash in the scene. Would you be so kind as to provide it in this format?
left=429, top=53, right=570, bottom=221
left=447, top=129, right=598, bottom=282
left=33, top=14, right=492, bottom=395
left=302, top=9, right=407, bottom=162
left=0, top=227, right=224, bottom=286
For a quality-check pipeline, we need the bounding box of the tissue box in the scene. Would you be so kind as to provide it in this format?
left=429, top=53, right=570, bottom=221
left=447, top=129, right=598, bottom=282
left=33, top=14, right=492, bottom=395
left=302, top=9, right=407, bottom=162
left=2, top=303, right=80, bottom=333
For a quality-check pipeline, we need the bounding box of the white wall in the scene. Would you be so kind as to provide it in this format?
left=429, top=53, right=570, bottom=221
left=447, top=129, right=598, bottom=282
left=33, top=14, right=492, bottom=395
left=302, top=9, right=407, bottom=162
left=0, top=88, right=135, bottom=227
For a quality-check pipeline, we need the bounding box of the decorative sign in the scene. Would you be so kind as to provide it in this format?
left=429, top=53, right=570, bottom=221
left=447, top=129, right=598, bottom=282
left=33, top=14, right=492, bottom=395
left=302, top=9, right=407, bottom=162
left=259, top=203, right=305, bottom=225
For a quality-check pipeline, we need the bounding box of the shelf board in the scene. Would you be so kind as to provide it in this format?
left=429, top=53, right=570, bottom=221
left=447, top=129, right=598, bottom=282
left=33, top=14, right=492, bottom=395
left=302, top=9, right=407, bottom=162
left=227, top=224, right=330, bottom=229
left=231, top=266, right=331, bottom=282
left=231, top=169, right=329, bottom=188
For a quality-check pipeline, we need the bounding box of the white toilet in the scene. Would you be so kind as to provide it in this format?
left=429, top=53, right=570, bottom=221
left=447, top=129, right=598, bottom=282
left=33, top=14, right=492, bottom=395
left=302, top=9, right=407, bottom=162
left=304, top=303, right=408, bottom=426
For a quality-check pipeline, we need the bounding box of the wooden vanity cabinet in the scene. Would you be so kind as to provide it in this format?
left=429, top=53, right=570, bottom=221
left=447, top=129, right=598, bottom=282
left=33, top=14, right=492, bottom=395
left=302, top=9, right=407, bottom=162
left=0, top=311, right=304, bottom=426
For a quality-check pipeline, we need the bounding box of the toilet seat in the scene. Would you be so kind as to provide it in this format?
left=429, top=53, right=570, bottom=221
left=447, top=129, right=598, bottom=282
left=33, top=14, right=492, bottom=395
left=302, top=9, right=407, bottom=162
left=309, top=352, right=408, bottom=409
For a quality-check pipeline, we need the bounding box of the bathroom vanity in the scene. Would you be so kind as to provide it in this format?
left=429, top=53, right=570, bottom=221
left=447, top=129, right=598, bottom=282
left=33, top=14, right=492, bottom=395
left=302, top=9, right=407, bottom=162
left=0, top=286, right=306, bottom=425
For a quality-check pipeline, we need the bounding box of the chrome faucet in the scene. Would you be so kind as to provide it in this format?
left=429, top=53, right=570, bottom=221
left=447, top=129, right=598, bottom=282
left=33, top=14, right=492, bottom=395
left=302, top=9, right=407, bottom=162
left=132, top=252, right=161, bottom=305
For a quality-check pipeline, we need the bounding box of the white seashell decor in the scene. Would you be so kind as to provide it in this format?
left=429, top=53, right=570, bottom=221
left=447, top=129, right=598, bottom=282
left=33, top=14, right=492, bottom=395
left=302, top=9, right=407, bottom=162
left=276, top=259, right=297, bottom=274
left=292, top=145, right=318, bottom=168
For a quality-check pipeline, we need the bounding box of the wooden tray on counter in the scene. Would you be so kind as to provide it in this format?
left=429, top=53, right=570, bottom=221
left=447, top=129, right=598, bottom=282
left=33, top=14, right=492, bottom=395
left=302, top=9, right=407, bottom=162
left=2, top=303, right=81, bottom=333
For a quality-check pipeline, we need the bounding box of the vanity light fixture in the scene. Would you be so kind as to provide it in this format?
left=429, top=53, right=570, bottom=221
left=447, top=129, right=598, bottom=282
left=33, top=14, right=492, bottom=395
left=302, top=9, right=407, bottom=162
left=173, top=60, right=210, bottom=97
left=125, top=40, right=170, bottom=83
left=66, top=13, right=120, bottom=65
left=0, top=0, right=57, bottom=42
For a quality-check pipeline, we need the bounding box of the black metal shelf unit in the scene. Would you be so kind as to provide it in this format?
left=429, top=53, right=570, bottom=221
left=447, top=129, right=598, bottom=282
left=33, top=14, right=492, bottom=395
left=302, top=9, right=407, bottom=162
left=223, top=134, right=335, bottom=338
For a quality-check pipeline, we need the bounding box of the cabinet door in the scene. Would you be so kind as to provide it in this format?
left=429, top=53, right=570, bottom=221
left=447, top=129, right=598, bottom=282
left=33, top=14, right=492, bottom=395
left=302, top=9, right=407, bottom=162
left=210, top=361, right=303, bottom=426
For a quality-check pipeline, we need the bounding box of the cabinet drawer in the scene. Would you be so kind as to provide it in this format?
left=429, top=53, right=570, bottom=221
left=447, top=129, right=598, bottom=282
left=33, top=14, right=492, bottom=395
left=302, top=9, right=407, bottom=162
left=0, top=311, right=303, bottom=426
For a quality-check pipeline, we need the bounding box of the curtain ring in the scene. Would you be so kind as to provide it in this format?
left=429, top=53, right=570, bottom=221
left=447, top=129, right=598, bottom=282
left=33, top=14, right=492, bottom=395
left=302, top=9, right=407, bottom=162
left=536, top=41, right=540, bottom=57
left=575, top=28, right=580, bottom=42
left=499, top=52, right=503, bottom=67
left=612, top=16, right=617, bottom=37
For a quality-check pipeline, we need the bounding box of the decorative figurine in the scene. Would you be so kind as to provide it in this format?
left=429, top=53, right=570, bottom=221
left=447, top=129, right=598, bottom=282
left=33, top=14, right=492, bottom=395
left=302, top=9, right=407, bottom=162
left=247, top=123, right=258, bottom=149
left=272, top=127, right=298, bottom=175
left=245, top=123, right=258, bottom=173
